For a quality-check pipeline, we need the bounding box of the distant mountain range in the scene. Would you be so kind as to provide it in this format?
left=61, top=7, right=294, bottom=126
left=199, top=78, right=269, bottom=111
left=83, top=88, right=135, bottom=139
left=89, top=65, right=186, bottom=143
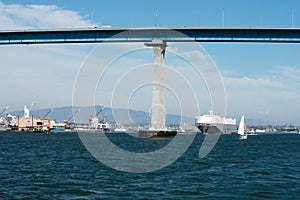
left=6, top=105, right=269, bottom=126
left=9, top=105, right=195, bottom=125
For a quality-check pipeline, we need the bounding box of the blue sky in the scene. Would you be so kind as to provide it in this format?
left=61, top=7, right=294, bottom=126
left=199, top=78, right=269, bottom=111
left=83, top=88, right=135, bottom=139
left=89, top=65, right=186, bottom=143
left=1, top=0, right=299, bottom=27
left=0, top=0, right=299, bottom=125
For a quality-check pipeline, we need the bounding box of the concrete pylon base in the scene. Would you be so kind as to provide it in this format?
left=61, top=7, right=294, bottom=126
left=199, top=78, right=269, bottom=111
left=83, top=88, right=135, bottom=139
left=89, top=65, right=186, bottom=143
left=138, top=129, right=177, bottom=138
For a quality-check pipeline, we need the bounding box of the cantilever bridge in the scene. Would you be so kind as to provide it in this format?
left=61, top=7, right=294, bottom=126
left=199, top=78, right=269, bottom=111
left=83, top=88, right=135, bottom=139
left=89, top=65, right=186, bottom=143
left=0, top=26, right=300, bottom=44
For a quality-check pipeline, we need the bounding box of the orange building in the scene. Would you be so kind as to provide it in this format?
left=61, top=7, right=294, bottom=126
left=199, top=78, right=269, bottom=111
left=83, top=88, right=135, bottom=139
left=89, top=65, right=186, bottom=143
left=17, top=117, right=50, bottom=132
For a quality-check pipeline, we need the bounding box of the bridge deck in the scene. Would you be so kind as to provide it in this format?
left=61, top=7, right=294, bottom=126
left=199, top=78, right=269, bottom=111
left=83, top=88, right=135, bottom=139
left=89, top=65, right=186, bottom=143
left=0, top=27, right=300, bottom=44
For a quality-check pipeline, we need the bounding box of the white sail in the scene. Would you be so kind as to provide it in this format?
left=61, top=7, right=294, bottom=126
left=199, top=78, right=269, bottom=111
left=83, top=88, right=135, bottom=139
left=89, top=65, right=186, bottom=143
left=238, top=115, right=245, bottom=135
left=238, top=115, right=247, bottom=140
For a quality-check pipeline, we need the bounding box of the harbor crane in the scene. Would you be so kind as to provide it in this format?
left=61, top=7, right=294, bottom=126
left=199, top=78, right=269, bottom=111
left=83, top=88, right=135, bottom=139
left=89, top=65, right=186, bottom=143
left=95, top=107, right=104, bottom=117
left=0, top=106, right=9, bottom=116
left=65, top=109, right=80, bottom=123
left=43, top=108, right=54, bottom=118
left=88, top=107, right=104, bottom=122
left=88, top=107, right=105, bottom=129
left=24, top=101, right=35, bottom=118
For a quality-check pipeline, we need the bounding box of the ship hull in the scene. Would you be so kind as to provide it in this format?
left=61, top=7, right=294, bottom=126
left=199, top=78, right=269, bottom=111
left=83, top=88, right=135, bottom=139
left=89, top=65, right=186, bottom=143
left=196, top=124, right=237, bottom=134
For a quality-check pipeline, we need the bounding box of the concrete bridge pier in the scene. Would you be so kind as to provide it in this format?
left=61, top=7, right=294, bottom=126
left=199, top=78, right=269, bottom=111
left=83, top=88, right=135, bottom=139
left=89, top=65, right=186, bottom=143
left=139, top=40, right=177, bottom=137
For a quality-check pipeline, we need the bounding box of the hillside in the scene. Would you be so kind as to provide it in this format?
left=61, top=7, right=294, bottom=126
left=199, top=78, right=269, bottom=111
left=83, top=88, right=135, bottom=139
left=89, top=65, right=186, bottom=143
left=10, top=105, right=195, bottom=125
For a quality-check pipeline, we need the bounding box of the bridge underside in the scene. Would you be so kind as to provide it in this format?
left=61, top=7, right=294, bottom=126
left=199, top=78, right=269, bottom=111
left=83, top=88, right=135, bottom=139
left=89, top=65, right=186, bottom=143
left=0, top=27, right=300, bottom=45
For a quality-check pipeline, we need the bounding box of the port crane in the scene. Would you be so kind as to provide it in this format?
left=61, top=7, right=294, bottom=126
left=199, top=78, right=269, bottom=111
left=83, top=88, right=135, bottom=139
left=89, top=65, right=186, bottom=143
left=95, top=107, right=104, bottom=117
left=24, top=101, right=35, bottom=118
left=65, top=109, right=80, bottom=123
left=88, top=107, right=104, bottom=122
left=42, top=108, right=54, bottom=118
left=0, top=106, right=9, bottom=116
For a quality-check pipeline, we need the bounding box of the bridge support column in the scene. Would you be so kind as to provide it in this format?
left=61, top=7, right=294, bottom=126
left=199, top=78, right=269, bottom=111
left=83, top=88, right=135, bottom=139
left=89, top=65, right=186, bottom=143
left=138, top=40, right=177, bottom=137
left=147, top=40, right=167, bottom=130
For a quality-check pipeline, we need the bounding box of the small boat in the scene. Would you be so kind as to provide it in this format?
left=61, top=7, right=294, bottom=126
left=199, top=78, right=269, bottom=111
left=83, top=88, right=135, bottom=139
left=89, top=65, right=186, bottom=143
left=238, top=115, right=247, bottom=140
left=247, top=128, right=257, bottom=135
left=114, top=128, right=127, bottom=133
left=276, top=123, right=299, bottom=133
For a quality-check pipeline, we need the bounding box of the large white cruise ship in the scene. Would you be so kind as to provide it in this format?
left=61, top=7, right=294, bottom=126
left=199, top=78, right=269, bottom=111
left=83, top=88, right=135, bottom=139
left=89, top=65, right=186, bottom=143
left=195, top=112, right=237, bottom=134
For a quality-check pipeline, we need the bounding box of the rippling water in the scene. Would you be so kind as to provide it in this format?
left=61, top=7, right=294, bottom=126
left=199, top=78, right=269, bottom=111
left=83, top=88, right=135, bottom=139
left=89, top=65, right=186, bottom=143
left=0, top=132, right=299, bottom=199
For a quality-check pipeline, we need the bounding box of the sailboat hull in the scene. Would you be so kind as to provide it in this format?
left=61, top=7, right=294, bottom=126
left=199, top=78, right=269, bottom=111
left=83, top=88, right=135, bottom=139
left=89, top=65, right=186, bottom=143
left=239, top=135, right=247, bottom=140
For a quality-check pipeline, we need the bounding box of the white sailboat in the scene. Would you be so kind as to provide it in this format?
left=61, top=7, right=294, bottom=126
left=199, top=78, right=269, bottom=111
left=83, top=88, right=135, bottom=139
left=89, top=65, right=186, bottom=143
left=238, top=115, right=247, bottom=140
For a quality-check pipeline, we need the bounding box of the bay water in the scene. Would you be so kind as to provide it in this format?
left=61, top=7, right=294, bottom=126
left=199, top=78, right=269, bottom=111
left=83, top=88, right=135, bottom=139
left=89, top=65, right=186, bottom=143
left=0, top=132, right=299, bottom=199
